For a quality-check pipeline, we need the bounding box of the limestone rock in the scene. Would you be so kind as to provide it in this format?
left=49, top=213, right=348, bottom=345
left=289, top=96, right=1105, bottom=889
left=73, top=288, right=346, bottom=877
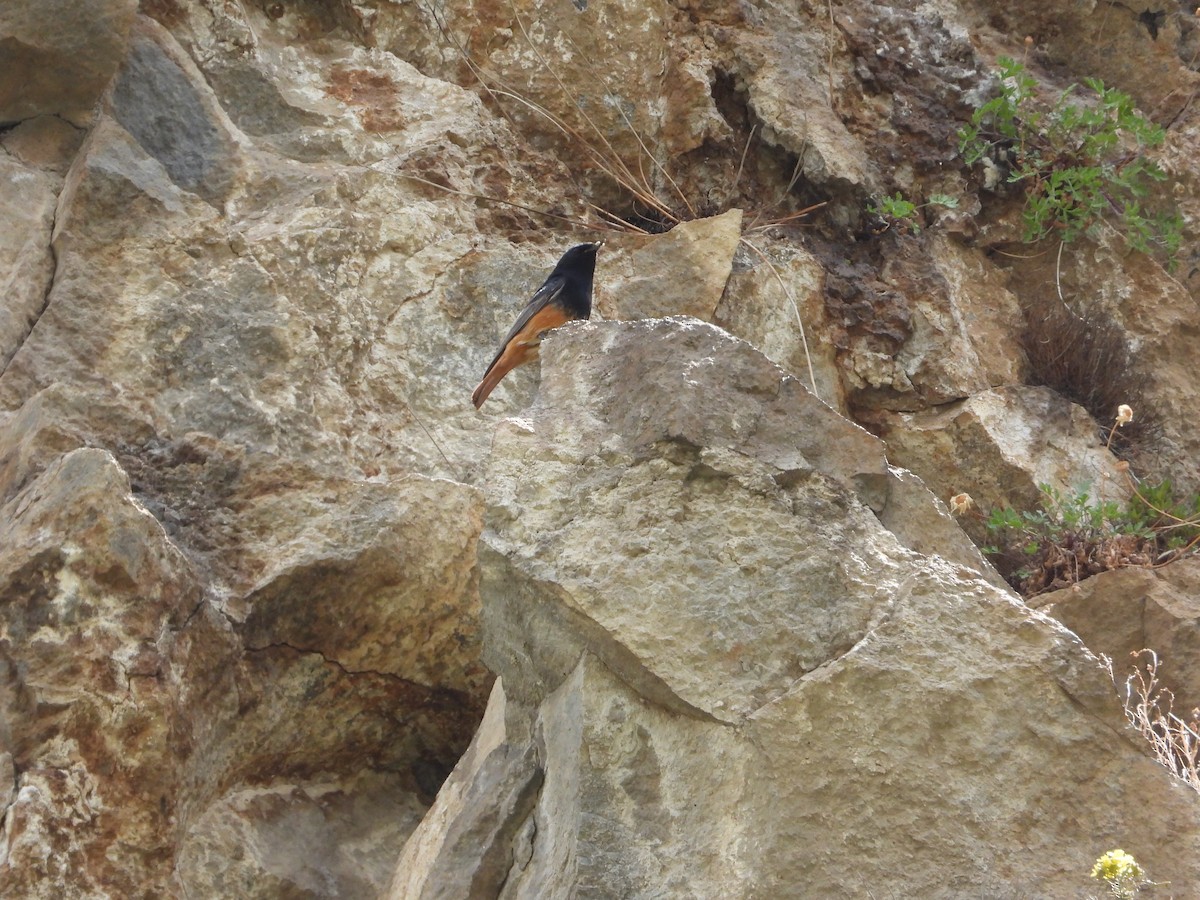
left=883, top=234, right=1025, bottom=407
left=236, top=468, right=489, bottom=692
left=110, top=17, right=244, bottom=206
left=877, top=384, right=1130, bottom=543
left=0, top=0, right=138, bottom=124
left=0, top=8, right=600, bottom=483
left=2, top=0, right=1199, bottom=894
left=0, top=432, right=489, bottom=896
left=817, top=231, right=1026, bottom=412
left=0, top=23, right=572, bottom=888
left=0, top=334, right=490, bottom=896
left=1034, top=558, right=1200, bottom=710
left=175, top=771, right=427, bottom=900
left=736, top=33, right=873, bottom=193
left=730, top=0, right=983, bottom=209
left=716, top=240, right=842, bottom=409
left=158, top=0, right=546, bottom=175
left=877, top=464, right=1011, bottom=594
left=983, top=225, right=1200, bottom=493
left=0, top=157, right=57, bottom=372
left=0, top=448, right=199, bottom=897
left=478, top=320, right=978, bottom=724
left=356, top=0, right=726, bottom=211
left=0, top=116, right=85, bottom=174
left=390, top=679, right=541, bottom=900
left=1071, top=236, right=1200, bottom=491
left=0, top=384, right=157, bottom=505
left=396, top=318, right=1200, bottom=897
left=596, top=209, right=743, bottom=323
left=168, top=613, right=478, bottom=900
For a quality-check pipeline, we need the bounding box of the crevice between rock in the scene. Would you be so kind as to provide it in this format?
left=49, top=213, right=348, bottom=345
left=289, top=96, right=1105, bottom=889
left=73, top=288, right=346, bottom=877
left=243, top=639, right=427, bottom=687
left=0, top=181, right=60, bottom=381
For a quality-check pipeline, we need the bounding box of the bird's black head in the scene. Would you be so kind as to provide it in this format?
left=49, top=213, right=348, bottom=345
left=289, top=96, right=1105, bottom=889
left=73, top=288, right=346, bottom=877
left=547, top=241, right=602, bottom=318
left=552, top=241, right=604, bottom=276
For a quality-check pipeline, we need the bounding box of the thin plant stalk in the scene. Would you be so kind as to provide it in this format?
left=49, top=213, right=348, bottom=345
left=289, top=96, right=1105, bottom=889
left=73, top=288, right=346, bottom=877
left=739, top=237, right=820, bottom=402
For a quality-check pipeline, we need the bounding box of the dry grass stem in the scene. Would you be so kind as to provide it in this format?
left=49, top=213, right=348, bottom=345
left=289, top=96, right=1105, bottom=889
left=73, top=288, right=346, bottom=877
left=732, top=123, right=758, bottom=198
left=509, top=5, right=688, bottom=223
left=399, top=173, right=622, bottom=232
left=1117, top=650, right=1200, bottom=791
left=555, top=25, right=696, bottom=219
left=739, top=237, right=820, bottom=402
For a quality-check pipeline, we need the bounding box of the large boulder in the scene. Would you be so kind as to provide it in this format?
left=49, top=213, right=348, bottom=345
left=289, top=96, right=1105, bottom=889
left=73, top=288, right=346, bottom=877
left=395, top=318, right=1200, bottom=897
left=0, top=429, right=490, bottom=897
left=877, top=384, right=1130, bottom=544
left=0, top=448, right=198, bottom=896
left=1034, top=558, right=1200, bottom=710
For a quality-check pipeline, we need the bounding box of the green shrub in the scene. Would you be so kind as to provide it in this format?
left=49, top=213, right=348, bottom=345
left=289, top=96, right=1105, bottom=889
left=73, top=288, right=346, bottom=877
left=982, top=480, right=1200, bottom=596
left=866, top=191, right=958, bottom=234
left=959, top=58, right=1181, bottom=264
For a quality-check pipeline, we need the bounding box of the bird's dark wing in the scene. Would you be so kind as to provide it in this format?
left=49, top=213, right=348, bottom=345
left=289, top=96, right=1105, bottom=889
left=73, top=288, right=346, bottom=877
left=481, top=274, right=566, bottom=376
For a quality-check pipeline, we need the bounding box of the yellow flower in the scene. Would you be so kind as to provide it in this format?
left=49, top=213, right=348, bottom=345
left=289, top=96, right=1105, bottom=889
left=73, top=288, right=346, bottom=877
left=1091, top=849, right=1143, bottom=883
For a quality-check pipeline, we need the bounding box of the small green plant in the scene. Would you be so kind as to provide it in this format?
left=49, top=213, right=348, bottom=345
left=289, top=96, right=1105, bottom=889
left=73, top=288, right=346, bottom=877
left=1125, top=479, right=1200, bottom=550
left=867, top=192, right=959, bottom=233
left=981, top=480, right=1200, bottom=596
left=963, top=406, right=1200, bottom=595
left=959, top=58, right=1181, bottom=264
left=1091, top=849, right=1151, bottom=898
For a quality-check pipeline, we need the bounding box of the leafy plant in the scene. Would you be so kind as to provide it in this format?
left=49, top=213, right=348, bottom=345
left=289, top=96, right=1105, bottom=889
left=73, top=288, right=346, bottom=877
left=1127, top=479, right=1200, bottom=548
left=982, top=480, right=1200, bottom=596
left=867, top=191, right=959, bottom=234
left=959, top=58, right=1181, bottom=264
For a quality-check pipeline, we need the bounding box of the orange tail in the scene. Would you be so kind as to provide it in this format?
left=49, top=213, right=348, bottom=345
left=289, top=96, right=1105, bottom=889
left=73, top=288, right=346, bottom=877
left=471, top=365, right=507, bottom=409
left=471, top=350, right=526, bottom=409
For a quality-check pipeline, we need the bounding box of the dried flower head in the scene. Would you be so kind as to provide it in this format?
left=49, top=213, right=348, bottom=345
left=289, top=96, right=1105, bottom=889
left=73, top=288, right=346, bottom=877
left=1116, top=404, right=1134, bottom=426
left=949, top=493, right=975, bottom=516
left=982, top=156, right=1003, bottom=190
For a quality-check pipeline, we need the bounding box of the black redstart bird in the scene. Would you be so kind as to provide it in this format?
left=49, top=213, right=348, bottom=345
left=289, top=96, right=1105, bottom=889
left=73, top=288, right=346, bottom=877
left=471, top=241, right=603, bottom=409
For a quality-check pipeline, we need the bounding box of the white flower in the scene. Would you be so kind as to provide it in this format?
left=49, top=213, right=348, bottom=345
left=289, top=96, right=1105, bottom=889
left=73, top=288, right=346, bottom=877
left=949, top=493, right=975, bottom=516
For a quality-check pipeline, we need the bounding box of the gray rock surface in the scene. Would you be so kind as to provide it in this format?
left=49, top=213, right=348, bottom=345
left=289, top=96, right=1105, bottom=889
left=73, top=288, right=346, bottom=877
left=396, top=318, right=1200, bottom=898
left=878, top=384, right=1131, bottom=545
left=110, top=19, right=240, bottom=205
left=1035, top=558, right=1200, bottom=711
left=0, top=157, right=56, bottom=371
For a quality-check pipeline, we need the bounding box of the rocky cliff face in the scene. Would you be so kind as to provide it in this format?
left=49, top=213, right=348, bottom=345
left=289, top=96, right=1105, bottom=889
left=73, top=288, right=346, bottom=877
left=1, top=0, right=1198, bottom=896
